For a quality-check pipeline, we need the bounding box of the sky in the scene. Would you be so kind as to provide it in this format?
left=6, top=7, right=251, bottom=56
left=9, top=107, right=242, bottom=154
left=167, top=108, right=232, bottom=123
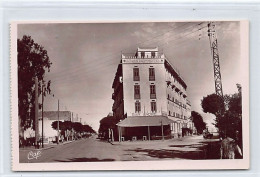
left=18, top=21, right=241, bottom=132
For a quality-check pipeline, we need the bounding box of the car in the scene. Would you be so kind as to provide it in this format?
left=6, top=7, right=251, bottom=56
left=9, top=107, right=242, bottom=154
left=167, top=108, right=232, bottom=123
left=203, top=132, right=213, bottom=139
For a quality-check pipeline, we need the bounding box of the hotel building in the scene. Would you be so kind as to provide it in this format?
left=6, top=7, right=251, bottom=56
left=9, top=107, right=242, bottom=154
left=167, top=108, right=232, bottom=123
left=112, top=47, right=194, bottom=141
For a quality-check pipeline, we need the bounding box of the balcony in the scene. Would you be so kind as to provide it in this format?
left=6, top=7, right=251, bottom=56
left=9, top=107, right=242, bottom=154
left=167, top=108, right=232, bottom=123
left=112, top=93, right=115, bottom=100
left=166, top=81, right=171, bottom=87
left=150, top=94, right=156, bottom=99
left=133, top=76, right=140, bottom=81
left=134, top=94, right=140, bottom=99
left=149, top=76, right=155, bottom=81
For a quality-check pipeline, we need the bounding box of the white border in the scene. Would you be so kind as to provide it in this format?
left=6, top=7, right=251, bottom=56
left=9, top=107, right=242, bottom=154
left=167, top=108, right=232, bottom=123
left=10, top=20, right=249, bottom=171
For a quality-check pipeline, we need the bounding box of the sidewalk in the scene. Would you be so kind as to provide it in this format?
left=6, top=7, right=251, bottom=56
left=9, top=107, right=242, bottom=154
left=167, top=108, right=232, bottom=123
left=19, top=140, right=75, bottom=151
left=110, top=135, right=202, bottom=146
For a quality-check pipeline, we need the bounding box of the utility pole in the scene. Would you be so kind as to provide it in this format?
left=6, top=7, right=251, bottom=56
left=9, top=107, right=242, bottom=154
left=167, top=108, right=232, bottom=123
left=57, top=99, right=60, bottom=144
left=208, top=22, right=224, bottom=98
left=41, top=83, right=44, bottom=148
left=34, top=77, right=39, bottom=149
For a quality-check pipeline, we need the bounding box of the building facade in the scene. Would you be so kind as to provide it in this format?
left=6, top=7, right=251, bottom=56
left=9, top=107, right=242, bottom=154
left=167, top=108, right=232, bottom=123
left=112, top=47, right=193, bottom=140
left=37, top=111, right=74, bottom=143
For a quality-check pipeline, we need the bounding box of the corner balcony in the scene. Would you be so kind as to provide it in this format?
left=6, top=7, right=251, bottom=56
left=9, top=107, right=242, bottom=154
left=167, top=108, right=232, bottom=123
left=112, top=93, right=115, bottom=100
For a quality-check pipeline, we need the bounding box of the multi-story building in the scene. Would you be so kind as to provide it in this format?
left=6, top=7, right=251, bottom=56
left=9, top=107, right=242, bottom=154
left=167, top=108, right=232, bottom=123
left=112, top=47, right=193, bottom=141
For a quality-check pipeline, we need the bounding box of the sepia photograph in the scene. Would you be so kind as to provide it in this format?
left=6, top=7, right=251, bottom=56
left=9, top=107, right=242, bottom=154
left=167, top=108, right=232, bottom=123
left=11, top=21, right=249, bottom=170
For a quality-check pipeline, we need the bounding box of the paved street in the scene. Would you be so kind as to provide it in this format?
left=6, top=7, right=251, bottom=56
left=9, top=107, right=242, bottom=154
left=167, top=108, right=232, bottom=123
left=20, top=135, right=220, bottom=163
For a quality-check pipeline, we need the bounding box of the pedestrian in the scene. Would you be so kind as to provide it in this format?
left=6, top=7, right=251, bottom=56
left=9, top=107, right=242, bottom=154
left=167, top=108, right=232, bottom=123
left=220, top=137, right=242, bottom=159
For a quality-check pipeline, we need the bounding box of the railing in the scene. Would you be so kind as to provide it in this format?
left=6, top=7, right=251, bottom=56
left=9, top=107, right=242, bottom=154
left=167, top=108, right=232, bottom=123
left=133, top=76, right=140, bottom=81
left=134, top=94, right=140, bottom=99
left=149, top=76, right=155, bottom=81
left=122, top=53, right=164, bottom=59
left=112, top=93, right=115, bottom=100
left=150, top=94, right=156, bottom=99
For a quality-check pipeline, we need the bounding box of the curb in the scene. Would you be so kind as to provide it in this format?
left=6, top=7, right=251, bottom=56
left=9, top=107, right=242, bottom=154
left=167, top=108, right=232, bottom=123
left=19, top=146, right=54, bottom=151
left=19, top=140, right=76, bottom=151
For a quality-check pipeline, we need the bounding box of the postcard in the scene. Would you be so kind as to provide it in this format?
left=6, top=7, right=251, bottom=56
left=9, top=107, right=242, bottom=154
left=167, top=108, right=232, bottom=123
left=11, top=21, right=249, bottom=171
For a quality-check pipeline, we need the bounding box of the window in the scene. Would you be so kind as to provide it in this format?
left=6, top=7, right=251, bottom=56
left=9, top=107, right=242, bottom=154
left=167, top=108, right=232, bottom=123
left=151, top=52, right=155, bottom=58
left=168, top=111, right=171, bottom=116
left=133, top=68, right=140, bottom=81
left=151, top=102, right=157, bottom=112
left=134, top=85, right=140, bottom=99
left=167, top=94, right=170, bottom=100
left=150, top=85, right=156, bottom=99
left=141, top=52, right=145, bottom=58
left=149, top=68, right=155, bottom=81
left=135, top=101, right=141, bottom=113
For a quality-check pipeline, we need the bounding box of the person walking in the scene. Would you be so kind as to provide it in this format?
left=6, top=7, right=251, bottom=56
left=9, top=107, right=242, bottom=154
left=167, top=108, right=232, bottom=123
left=220, top=137, right=242, bottom=159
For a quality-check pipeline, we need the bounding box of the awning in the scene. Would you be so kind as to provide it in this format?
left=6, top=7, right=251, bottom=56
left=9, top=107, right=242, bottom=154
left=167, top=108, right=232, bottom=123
left=116, top=116, right=174, bottom=127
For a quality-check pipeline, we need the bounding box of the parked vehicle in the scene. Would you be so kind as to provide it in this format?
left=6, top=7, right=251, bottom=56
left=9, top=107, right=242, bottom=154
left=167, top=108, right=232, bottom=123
left=203, top=132, right=213, bottom=139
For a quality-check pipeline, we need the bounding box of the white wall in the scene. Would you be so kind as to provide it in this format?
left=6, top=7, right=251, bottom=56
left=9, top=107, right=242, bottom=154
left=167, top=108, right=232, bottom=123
left=38, top=118, right=58, bottom=138
left=122, top=61, right=167, bottom=116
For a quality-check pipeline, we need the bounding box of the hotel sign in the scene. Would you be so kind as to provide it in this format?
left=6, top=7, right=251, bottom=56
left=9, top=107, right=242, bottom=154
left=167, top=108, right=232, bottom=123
left=122, top=59, right=164, bottom=64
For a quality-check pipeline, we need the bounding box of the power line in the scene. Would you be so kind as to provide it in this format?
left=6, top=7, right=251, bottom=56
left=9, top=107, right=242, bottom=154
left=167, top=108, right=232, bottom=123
left=49, top=23, right=205, bottom=84
left=47, top=22, right=192, bottom=78
left=48, top=25, right=207, bottom=87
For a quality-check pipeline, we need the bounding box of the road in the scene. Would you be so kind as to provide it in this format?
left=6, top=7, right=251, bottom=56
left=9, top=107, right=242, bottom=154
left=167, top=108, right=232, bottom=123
left=20, top=135, right=220, bottom=163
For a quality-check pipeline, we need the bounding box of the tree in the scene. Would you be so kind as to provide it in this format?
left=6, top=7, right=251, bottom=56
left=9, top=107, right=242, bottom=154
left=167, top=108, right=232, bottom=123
left=51, top=121, right=95, bottom=135
left=190, top=111, right=206, bottom=134
left=82, top=124, right=95, bottom=134
left=18, top=35, right=52, bottom=130
left=201, top=88, right=242, bottom=141
left=51, top=121, right=64, bottom=131
left=98, top=116, right=119, bottom=139
left=201, top=94, right=225, bottom=116
left=72, top=122, right=83, bottom=133
left=228, top=93, right=242, bottom=118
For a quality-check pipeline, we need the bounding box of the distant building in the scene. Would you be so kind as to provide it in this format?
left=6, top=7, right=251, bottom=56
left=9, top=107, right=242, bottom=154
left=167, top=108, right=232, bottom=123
left=38, top=111, right=72, bottom=121
left=37, top=111, right=73, bottom=143
left=112, top=47, right=194, bottom=141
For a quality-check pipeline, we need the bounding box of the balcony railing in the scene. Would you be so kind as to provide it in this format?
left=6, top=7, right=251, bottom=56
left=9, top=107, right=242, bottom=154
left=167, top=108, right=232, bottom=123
left=133, top=76, right=140, bottom=81
left=150, top=94, right=156, bottom=99
left=149, top=76, right=155, bottom=81
left=134, top=94, right=140, bottom=99
left=112, top=93, right=115, bottom=100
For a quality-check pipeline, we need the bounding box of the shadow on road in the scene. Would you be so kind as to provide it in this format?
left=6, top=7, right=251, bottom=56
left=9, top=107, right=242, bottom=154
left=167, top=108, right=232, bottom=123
left=126, top=148, right=204, bottom=160
left=169, top=144, right=202, bottom=148
left=126, top=141, right=221, bottom=160
left=55, top=158, right=115, bottom=162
